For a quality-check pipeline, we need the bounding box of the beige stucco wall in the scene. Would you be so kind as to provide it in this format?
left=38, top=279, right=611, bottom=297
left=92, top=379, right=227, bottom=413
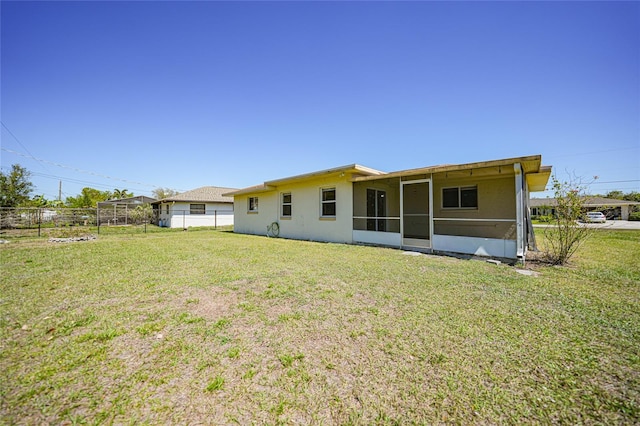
left=233, top=174, right=355, bottom=243
left=431, top=173, right=517, bottom=239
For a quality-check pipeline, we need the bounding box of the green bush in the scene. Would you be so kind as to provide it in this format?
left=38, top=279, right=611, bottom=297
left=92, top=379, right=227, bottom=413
left=538, top=214, right=554, bottom=223
left=541, top=176, right=593, bottom=265
left=629, top=212, right=640, bottom=221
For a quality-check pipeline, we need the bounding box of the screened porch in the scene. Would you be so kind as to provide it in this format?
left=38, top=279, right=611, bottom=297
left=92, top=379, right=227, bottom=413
left=352, top=177, right=433, bottom=250
left=351, top=166, right=526, bottom=259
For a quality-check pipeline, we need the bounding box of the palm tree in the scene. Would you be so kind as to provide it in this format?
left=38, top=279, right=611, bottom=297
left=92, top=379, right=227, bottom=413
left=112, top=189, right=132, bottom=199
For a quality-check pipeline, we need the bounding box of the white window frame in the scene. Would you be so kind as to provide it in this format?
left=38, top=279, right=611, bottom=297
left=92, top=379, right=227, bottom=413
left=248, top=197, right=259, bottom=213
left=190, top=203, right=206, bottom=215
left=442, top=186, right=478, bottom=209
left=281, top=192, right=292, bottom=218
left=320, top=187, right=336, bottom=218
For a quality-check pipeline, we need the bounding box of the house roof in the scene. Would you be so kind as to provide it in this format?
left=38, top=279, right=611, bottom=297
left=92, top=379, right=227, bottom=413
left=530, top=196, right=640, bottom=208
left=224, top=164, right=385, bottom=196
left=97, top=196, right=157, bottom=207
left=224, top=155, right=553, bottom=197
left=353, top=155, right=552, bottom=192
left=354, top=155, right=546, bottom=180
left=153, top=186, right=238, bottom=204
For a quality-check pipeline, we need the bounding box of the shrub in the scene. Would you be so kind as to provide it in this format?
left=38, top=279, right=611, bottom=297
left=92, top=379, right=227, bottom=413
left=129, top=204, right=154, bottom=225
left=629, top=212, right=640, bottom=221
left=538, top=214, right=554, bottom=223
left=542, top=176, right=593, bottom=265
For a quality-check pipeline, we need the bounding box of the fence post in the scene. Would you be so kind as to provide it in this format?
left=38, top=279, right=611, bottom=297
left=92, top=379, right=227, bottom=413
left=38, top=208, right=42, bottom=237
left=215, top=210, right=217, bottom=229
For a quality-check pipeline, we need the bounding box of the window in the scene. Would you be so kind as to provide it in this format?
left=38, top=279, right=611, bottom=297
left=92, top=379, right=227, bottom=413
left=165, top=204, right=169, bottom=214
left=442, top=186, right=477, bottom=209
left=321, top=188, right=336, bottom=217
left=248, top=197, right=259, bottom=212
left=281, top=193, right=292, bottom=217
left=190, top=204, right=205, bottom=215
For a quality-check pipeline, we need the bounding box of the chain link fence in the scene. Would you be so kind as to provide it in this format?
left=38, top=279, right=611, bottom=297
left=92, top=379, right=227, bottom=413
left=0, top=207, right=160, bottom=238
left=0, top=207, right=234, bottom=239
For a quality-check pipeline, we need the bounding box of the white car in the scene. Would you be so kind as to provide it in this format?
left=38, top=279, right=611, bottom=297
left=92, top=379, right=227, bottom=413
left=585, top=212, right=606, bottom=223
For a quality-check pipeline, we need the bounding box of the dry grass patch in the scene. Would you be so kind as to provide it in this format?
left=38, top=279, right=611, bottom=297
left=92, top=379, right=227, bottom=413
left=1, top=228, right=639, bottom=424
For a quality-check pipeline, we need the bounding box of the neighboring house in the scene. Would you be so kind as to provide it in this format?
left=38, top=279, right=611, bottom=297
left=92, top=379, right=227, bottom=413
left=152, top=186, right=237, bottom=229
left=224, top=155, right=552, bottom=262
left=531, top=196, right=640, bottom=220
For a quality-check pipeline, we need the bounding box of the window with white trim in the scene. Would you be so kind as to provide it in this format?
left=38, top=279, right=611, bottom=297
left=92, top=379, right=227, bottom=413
left=442, top=186, right=478, bottom=209
left=281, top=193, right=292, bottom=217
left=190, top=204, right=205, bottom=215
left=321, top=188, right=336, bottom=217
left=248, top=197, right=259, bottom=212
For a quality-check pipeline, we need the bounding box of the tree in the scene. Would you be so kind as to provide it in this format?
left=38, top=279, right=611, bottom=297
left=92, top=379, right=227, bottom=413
left=541, top=176, right=593, bottom=265
left=152, top=187, right=179, bottom=200
left=623, top=191, right=640, bottom=203
left=0, top=164, right=34, bottom=207
left=605, top=190, right=624, bottom=200
left=112, top=188, right=132, bottom=199
left=129, top=203, right=154, bottom=224
left=66, top=187, right=112, bottom=208
left=23, top=194, right=49, bottom=207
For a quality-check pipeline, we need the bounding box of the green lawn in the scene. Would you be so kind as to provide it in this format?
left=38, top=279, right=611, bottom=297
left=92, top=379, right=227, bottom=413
left=1, top=229, right=638, bottom=424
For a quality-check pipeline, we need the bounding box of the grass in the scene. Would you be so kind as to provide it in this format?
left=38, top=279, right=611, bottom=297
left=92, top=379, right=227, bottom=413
left=1, top=227, right=639, bottom=424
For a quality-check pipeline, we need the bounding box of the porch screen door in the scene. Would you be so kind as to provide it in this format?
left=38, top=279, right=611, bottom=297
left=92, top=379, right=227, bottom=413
left=401, top=180, right=431, bottom=248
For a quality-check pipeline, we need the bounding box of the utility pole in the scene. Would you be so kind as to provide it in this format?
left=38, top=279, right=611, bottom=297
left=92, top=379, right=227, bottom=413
left=58, top=180, right=62, bottom=202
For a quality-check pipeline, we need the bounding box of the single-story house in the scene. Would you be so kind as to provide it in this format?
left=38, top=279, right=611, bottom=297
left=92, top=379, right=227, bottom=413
left=224, top=155, right=552, bottom=262
left=531, top=196, right=640, bottom=220
left=152, top=186, right=237, bottom=229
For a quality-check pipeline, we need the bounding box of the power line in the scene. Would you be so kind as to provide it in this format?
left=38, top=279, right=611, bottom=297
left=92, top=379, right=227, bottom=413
left=26, top=170, right=151, bottom=193
left=1, top=147, right=158, bottom=188
left=590, top=180, right=640, bottom=184
left=545, top=146, right=639, bottom=160
left=0, top=122, right=51, bottom=174
left=0, top=123, right=180, bottom=193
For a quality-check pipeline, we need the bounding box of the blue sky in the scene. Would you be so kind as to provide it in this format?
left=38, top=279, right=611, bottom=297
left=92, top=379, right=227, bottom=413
left=1, top=1, right=638, bottom=200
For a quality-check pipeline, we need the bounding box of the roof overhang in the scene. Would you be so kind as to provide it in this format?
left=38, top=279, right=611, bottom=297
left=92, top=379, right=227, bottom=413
left=266, top=164, right=385, bottom=186
left=526, top=165, right=552, bottom=192
left=224, top=164, right=385, bottom=197
left=223, top=184, right=276, bottom=197
left=353, top=155, right=547, bottom=183
left=151, top=198, right=234, bottom=204
left=225, top=155, right=553, bottom=197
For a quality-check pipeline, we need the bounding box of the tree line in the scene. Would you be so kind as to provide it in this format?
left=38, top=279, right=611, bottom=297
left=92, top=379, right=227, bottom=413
left=596, top=190, right=640, bottom=203
left=0, top=164, right=178, bottom=208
